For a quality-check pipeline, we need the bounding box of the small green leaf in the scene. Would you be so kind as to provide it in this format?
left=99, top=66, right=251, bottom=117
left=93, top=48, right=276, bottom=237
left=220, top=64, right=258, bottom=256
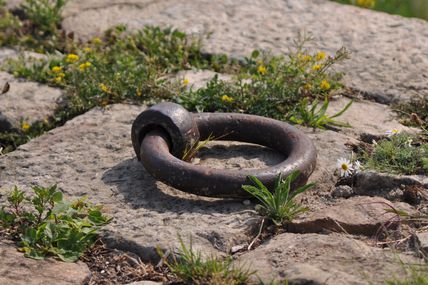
left=52, top=191, right=63, bottom=203
left=251, top=50, right=260, bottom=59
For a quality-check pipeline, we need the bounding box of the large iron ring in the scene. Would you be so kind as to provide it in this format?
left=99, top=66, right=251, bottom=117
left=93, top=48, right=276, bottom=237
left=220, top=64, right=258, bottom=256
left=131, top=102, right=317, bottom=198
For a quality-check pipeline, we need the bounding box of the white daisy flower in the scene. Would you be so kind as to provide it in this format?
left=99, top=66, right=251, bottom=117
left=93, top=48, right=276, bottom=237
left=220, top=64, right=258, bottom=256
left=386, top=129, right=399, bottom=137
left=337, top=158, right=354, bottom=177
left=353, top=160, right=362, bottom=173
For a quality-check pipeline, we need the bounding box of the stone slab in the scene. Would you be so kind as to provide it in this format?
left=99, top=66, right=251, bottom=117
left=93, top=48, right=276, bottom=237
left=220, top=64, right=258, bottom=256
left=0, top=240, right=90, bottom=285
left=235, top=232, right=421, bottom=285
left=289, top=196, right=415, bottom=235
left=61, top=0, right=428, bottom=103
left=0, top=104, right=257, bottom=262
left=0, top=71, right=63, bottom=131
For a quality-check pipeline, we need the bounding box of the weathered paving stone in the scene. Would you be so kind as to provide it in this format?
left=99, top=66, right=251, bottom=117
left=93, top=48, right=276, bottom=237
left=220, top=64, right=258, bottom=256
left=288, top=196, right=415, bottom=235
left=353, top=171, right=428, bottom=199
left=326, top=97, right=415, bottom=138
left=235, top=232, right=421, bottom=285
left=0, top=104, right=257, bottom=262
left=0, top=240, right=90, bottom=285
left=61, top=0, right=428, bottom=103
left=0, top=71, right=63, bottom=131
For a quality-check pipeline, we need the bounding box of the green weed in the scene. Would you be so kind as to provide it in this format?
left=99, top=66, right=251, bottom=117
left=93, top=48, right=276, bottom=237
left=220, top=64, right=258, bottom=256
left=289, top=97, right=352, bottom=129
left=0, top=0, right=73, bottom=52
left=161, top=236, right=254, bottom=285
left=242, top=171, right=315, bottom=226
left=0, top=185, right=112, bottom=262
left=363, top=133, right=428, bottom=175
left=178, top=41, right=350, bottom=127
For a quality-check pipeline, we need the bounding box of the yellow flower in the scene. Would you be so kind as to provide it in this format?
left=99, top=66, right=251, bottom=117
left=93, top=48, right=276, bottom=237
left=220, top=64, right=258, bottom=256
left=221, top=95, right=234, bottom=103
left=312, top=64, right=321, bottom=71
left=21, top=122, right=30, bottom=131
left=183, top=78, right=190, bottom=86
left=316, top=51, right=326, bottom=61
left=99, top=83, right=110, bottom=93
left=79, top=62, right=92, bottom=71
left=65, top=54, right=79, bottom=63
left=356, top=0, right=375, bottom=8
left=51, top=66, right=62, bottom=73
left=136, top=88, right=142, bottom=97
left=258, top=65, right=267, bottom=75
left=303, top=83, right=312, bottom=90
left=298, top=54, right=312, bottom=62
left=54, top=76, right=63, bottom=83
left=320, top=80, right=331, bottom=90
left=83, top=47, right=92, bottom=53
left=93, top=37, right=102, bottom=45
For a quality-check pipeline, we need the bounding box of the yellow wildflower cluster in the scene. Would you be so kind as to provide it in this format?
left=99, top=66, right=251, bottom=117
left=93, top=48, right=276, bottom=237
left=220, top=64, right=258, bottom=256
left=298, top=54, right=312, bottom=62
left=51, top=66, right=62, bottom=73
left=65, top=54, right=79, bottom=63
left=99, top=83, right=110, bottom=93
left=83, top=47, right=92, bottom=53
left=183, top=78, right=190, bottom=86
left=312, top=64, right=321, bottom=71
left=258, top=65, right=267, bottom=75
left=92, top=37, right=102, bottom=45
left=79, top=62, right=92, bottom=71
left=320, top=80, right=331, bottom=90
left=221, top=95, right=234, bottom=103
left=316, top=51, right=326, bottom=61
left=303, top=83, right=312, bottom=90
left=52, top=66, right=65, bottom=83
left=21, top=122, right=30, bottom=131
left=136, top=88, right=142, bottom=97
left=356, top=0, right=376, bottom=8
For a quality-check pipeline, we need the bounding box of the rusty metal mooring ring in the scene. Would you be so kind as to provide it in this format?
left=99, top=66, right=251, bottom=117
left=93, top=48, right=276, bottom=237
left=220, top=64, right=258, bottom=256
left=131, top=102, right=317, bottom=198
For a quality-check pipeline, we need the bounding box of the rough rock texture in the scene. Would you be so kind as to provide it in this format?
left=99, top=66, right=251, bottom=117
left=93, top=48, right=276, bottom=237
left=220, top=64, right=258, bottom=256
left=0, top=71, right=63, bottom=131
left=413, top=231, right=428, bottom=256
left=0, top=104, right=257, bottom=262
left=327, top=97, right=416, bottom=138
left=0, top=48, right=18, bottom=64
left=235, top=233, right=420, bottom=285
left=0, top=240, right=90, bottom=285
left=288, top=196, right=414, bottom=235
left=353, top=171, right=428, bottom=198
left=173, top=69, right=231, bottom=90
left=61, top=0, right=428, bottom=103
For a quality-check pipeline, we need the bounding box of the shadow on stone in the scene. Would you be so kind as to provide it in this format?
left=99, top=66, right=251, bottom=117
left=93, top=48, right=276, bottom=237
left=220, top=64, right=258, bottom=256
left=102, top=158, right=247, bottom=214
left=196, top=143, right=285, bottom=167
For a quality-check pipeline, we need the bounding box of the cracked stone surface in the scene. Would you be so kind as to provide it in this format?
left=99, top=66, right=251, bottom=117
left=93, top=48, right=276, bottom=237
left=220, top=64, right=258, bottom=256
left=61, top=0, right=428, bottom=103
left=0, top=240, right=90, bottom=285
left=288, top=196, right=415, bottom=235
left=0, top=104, right=256, bottom=262
left=0, top=103, right=424, bottom=283
left=235, top=233, right=421, bottom=285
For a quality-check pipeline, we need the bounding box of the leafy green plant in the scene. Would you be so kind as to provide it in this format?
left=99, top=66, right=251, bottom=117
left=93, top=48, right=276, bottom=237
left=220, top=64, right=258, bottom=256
left=161, top=236, right=254, bottom=285
left=21, top=0, right=66, bottom=34
left=0, top=0, right=73, bottom=52
left=178, top=41, right=350, bottom=124
left=289, top=97, right=352, bottom=129
left=362, top=133, right=428, bottom=175
left=0, top=185, right=112, bottom=262
left=242, top=171, right=315, bottom=225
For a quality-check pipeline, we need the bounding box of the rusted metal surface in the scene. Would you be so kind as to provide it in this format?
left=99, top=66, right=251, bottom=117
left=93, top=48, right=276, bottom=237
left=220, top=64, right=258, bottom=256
left=132, top=103, right=317, bottom=198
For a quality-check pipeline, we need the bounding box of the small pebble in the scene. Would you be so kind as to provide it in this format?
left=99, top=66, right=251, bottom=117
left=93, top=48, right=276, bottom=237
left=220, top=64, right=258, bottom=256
left=100, top=270, right=105, bottom=274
